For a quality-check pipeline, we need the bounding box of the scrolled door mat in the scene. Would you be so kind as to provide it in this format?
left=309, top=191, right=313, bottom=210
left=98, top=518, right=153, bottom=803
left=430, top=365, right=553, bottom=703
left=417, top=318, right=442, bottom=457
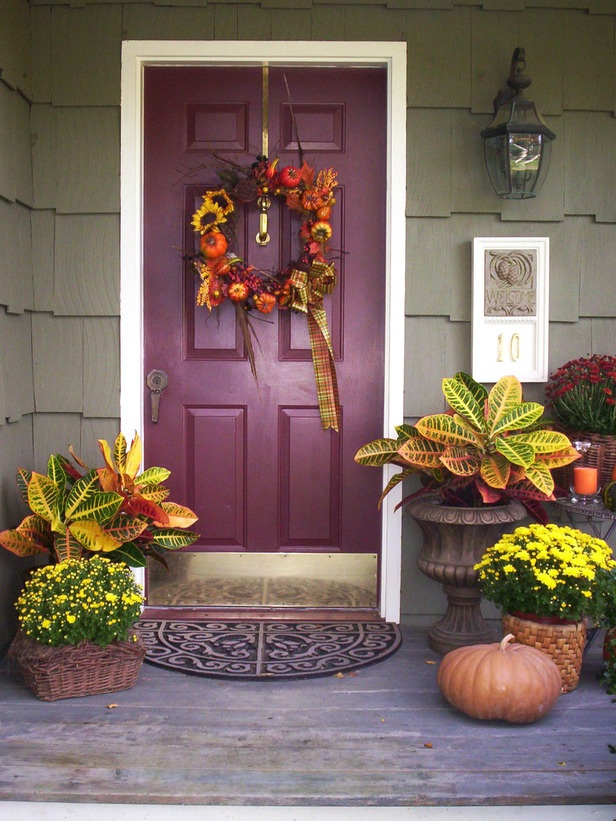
left=136, top=620, right=402, bottom=680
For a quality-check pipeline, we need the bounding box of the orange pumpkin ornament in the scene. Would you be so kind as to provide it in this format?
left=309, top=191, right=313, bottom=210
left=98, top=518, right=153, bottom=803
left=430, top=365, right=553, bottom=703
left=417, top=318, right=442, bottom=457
left=227, top=282, right=250, bottom=303
left=254, top=293, right=276, bottom=314
left=200, top=231, right=228, bottom=260
left=301, top=190, right=324, bottom=212
left=436, top=634, right=562, bottom=724
left=310, top=221, right=332, bottom=243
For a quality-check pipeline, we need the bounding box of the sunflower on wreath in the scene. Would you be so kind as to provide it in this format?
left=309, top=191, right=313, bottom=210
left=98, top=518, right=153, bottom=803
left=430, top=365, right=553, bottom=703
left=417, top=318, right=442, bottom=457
left=189, top=155, right=341, bottom=431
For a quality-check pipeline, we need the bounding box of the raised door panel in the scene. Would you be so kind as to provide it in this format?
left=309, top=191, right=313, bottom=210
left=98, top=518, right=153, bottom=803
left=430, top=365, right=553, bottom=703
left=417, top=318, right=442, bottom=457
left=185, top=406, right=246, bottom=549
left=279, top=407, right=340, bottom=548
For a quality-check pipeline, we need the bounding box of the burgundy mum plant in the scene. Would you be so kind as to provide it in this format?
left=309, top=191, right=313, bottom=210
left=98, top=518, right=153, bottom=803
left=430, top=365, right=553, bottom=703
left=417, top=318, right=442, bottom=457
left=545, top=355, right=616, bottom=436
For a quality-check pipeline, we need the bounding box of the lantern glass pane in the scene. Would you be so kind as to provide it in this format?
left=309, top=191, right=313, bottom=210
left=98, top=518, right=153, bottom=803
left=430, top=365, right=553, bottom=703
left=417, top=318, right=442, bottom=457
left=508, top=134, right=541, bottom=197
left=484, top=135, right=510, bottom=197
left=484, top=133, right=552, bottom=200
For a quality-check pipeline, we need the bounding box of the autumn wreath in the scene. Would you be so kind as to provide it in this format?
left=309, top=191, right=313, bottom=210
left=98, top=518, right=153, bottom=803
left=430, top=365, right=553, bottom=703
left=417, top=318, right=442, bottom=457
left=189, top=155, right=341, bottom=431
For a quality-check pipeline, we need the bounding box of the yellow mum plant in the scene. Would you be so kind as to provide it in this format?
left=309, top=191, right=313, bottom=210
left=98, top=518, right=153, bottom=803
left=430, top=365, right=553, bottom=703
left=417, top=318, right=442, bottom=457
left=16, top=556, right=143, bottom=647
left=475, top=523, right=616, bottom=621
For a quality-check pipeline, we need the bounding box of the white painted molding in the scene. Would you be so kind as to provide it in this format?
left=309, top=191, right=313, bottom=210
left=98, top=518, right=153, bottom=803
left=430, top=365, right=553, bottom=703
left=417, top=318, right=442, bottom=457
left=120, top=41, right=407, bottom=622
left=5, top=801, right=611, bottom=820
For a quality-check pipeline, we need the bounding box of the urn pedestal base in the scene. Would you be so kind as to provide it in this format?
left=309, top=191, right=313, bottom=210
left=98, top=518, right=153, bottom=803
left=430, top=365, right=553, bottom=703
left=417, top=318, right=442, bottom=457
left=408, top=496, right=527, bottom=655
left=426, top=584, right=496, bottom=655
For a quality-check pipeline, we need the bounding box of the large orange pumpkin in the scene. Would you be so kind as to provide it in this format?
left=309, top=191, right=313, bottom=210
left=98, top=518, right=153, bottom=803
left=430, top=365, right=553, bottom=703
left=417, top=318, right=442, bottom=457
left=437, top=634, right=562, bottom=724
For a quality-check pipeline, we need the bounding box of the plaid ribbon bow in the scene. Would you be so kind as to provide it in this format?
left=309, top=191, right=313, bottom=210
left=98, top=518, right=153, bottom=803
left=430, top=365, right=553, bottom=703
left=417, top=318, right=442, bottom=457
left=288, top=261, right=341, bottom=432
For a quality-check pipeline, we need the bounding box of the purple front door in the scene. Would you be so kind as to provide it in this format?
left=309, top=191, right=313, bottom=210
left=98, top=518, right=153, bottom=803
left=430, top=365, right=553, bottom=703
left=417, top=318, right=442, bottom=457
left=143, top=64, right=387, bottom=611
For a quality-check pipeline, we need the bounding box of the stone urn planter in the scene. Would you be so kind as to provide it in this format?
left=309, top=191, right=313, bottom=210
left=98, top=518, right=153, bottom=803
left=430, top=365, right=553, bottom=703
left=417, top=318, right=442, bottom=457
left=407, top=496, right=527, bottom=655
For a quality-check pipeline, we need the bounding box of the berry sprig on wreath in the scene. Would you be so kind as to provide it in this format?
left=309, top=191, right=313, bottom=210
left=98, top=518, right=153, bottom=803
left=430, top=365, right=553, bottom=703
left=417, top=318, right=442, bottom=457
left=190, top=156, right=341, bottom=431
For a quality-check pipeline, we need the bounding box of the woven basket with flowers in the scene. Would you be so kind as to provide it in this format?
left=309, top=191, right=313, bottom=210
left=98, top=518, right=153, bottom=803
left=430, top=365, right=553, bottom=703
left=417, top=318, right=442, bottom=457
left=9, top=556, right=145, bottom=701
left=1, top=431, right=199, bottom=700
left=475, top=523, right=616, bottom=691
left=545, top=354, right=616, bottom=490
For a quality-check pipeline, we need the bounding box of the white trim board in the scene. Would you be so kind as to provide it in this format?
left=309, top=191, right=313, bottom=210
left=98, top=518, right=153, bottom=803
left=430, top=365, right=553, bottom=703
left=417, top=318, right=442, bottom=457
left=120, top=41, right=407, bottom=622
left=4, top=803, right=614, bottom=821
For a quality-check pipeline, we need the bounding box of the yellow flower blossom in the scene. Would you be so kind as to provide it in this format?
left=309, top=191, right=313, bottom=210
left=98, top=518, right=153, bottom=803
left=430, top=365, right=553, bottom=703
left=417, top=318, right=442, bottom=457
left=534, top=572, right=557, bottom=589
left=192, top=206, right=225, bottom=235
left=16, top=555, right=143, bottom=647
left=474, top=522, right=614, bottom=620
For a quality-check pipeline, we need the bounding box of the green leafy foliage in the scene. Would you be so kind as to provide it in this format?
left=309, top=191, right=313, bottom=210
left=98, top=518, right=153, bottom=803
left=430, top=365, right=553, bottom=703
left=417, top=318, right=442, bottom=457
left=353, top=437, right=401, bottom=467
left=0, top=432, right=199, bottom=566
left=589, top=568, right=616, bottom=629
left=354, top=372, right=581, bottom=521
left=601, top=661, right=616, bottom=696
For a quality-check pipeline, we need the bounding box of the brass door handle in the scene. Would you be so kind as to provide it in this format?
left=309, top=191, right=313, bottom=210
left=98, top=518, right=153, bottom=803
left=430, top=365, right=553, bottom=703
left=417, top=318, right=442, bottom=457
left=255, top=194, right=271, bottom=246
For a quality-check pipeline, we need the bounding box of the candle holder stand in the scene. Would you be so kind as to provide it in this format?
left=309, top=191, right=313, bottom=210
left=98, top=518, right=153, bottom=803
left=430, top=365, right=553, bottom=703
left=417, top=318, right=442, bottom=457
left=569, top=441, right=601, bottom=506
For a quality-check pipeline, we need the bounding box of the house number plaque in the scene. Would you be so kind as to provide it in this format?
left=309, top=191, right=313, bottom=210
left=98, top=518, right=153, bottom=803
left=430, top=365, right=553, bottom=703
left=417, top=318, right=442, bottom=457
left=472, top=237, right=549, bottom=383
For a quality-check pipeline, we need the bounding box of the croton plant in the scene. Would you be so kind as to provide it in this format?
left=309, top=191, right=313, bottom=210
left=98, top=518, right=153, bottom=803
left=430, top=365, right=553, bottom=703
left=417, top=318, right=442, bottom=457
left=0, top=432, right=198, bottom=567
left=354, top=372, right=580, bottom=522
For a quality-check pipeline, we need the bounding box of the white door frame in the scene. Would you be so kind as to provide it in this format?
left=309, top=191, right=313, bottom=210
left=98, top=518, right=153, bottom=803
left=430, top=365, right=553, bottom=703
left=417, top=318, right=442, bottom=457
left=120, top=40, right=407, bottom=622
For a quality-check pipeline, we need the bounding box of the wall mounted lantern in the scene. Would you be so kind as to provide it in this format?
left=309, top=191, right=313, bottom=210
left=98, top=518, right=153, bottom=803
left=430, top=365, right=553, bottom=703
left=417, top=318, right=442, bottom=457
left=481, top=48, right=556, bottom=200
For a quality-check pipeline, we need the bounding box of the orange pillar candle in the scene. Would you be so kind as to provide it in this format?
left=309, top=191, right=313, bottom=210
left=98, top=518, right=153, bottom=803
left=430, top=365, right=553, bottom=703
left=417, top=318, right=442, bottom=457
left=573, top=466, right=599, bottom=495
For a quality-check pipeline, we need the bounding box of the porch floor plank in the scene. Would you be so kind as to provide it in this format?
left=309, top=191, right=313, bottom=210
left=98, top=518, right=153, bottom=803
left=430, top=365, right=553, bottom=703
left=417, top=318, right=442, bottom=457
left=0, top=625, right=614, bottom=807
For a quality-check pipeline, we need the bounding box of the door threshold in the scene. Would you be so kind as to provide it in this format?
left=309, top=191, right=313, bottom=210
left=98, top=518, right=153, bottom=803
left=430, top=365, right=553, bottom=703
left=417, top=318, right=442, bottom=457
left=141, top=606, right=384, bottom=622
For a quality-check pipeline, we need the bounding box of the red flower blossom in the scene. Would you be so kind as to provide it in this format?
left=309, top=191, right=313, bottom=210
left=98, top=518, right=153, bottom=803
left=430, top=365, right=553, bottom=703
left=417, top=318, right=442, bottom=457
left=545, top=354, right=616, bottom=434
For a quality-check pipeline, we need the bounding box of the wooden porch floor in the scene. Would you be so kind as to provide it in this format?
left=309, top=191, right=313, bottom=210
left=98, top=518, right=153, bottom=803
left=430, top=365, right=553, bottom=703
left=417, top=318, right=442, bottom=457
left=0, top=624, right=614, bottom=810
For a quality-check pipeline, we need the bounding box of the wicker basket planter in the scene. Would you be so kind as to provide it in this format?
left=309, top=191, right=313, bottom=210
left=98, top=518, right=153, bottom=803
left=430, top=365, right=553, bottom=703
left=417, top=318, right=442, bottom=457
left=8, top=630, right=146, bottom=701
left=502, top=612, right=586, bottom=694
left=554, top=430, right=616, bottom=493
